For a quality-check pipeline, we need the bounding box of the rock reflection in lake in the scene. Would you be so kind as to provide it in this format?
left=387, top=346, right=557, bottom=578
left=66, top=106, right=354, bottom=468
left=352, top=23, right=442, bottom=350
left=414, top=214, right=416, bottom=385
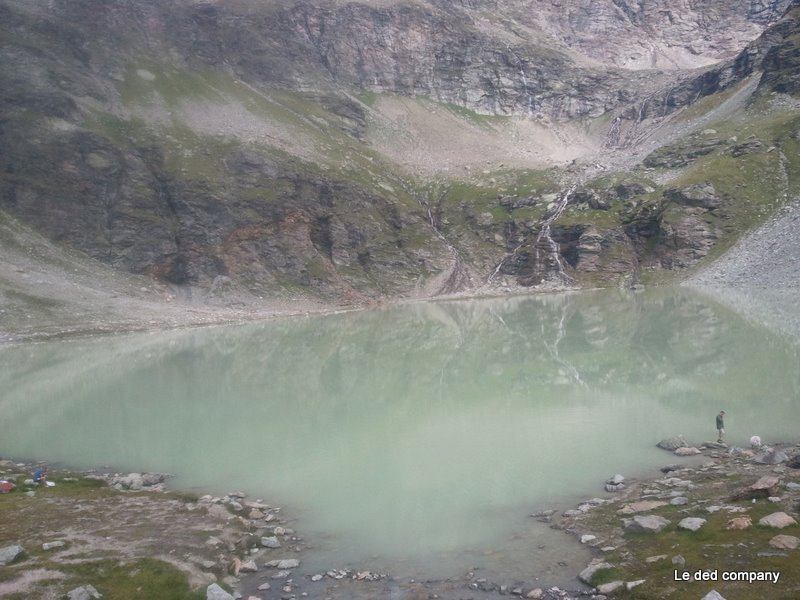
left=1, top=287, right=798, bottom=579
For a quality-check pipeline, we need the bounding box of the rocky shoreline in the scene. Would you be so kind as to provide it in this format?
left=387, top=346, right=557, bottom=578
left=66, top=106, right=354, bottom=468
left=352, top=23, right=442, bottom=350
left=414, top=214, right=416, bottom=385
left=549, top=436, right=800, bottom=600
left=3, top=438, right=800, bottom=600
left=0, top=460, right=310, bottom=600
left=0, top=456, right=591, bottom=600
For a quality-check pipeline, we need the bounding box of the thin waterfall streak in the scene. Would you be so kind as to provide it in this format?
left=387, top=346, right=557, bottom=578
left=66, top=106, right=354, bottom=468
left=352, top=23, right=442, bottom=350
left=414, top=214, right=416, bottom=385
left=486, top=239, right=525, bottom=284
left=534, top=185, right=577, bottom=284
left=520, top=69, right=533, bottom=117
left=416, top=194, right=472, bottom=294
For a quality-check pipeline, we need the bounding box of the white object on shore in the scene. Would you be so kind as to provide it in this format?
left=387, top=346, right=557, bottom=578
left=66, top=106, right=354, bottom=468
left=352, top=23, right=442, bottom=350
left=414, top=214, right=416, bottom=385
left=750, top=435, right=762, bottom=449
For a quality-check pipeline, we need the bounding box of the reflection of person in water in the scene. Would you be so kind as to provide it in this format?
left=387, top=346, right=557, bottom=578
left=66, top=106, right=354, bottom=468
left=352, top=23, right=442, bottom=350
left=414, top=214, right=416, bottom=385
left=716, top=411, right=725, bottom=444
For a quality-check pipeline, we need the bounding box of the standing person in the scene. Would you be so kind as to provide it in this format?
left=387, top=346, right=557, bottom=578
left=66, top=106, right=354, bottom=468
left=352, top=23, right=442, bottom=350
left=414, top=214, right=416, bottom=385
left=716, top=411, right=726, bottom=443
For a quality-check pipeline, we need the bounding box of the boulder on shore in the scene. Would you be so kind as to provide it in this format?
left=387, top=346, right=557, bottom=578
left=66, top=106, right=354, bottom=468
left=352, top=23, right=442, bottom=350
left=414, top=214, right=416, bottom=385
left=261, top=536, right=281, bottom=548
left=0, top=544, right=25, bottom=566
left=769, top=534, right=800, bottom=550
left=674, top=447, right=701, bottom=456
left=206, top=583, right=234, bottom=600
left=66, top=586, right=103, bottom=600
left=578, top=560, right=614, bottom=584
left=657, top=436, right=688, bottom=451
left=759, top=512, right=798, bottom=529
left=605, top=474, right=626, bottom=492
left=678, top=517, right=706, bottom=531
left=757, top=450, right=789, bottom=465
left=732, top=475, right=781, bottom=500
left=111, top=472, right=167, bottom=490
left=597, top=580, right=624, bottom=594
left=625, top=515, right=671, bottom=533
left=266, top=558, right=300, bottom=569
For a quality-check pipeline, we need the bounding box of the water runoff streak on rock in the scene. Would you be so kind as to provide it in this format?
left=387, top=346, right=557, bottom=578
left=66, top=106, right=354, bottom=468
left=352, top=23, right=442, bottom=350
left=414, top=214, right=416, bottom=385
left=534, top=185, right=577, bottom=286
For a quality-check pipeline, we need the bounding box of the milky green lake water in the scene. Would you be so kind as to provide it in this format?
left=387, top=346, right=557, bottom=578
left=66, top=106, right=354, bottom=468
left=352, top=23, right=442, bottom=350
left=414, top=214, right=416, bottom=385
left=1, top=288, right=798, bottom=582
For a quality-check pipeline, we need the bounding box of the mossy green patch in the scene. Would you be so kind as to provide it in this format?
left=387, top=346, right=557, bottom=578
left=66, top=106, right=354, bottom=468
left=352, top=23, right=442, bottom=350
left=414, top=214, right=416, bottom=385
left=586, top=171, right=657, bottom=194
left=52, top=558, right=204, bottom=600
left=356, top=90, right=380, bottom=107
left=83, top=113, right=150, bottom=146
left=113, top=61, right=410, bottom=190
left=439, top=101, right=504, bottom=128
left=118, top=63, right=226, bottom=107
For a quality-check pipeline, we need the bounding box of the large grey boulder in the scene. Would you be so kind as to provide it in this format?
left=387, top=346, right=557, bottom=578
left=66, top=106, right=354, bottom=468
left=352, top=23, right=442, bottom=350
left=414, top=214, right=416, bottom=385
left=759, top=512, right=798, bottom=529
left=578, top=560, right=614, bottom=585
left=752, top=475, right=781, bottom=491
left=678, top=517, right=707, bottom=531
left=66, top=585, right=103, bottom=600
left=266, top=558, right=300, bottom=569
left=597, top=580, right=624, bottom=594
left=112, top=473, right=144, bottom=490
left=140, top=472, right=168, bottom=486
left=261, top=536, right=281, bottom=548
left=206, top=583, right=234, bottom=600
left=757, top=450, right=789, bottom=465
left=0, top=544, right=24, bottom=565
left=605, top=473, right=626, bottom=492
left=731, top=475, right=781, bottom=500
left=625, top=515, right=671, bottom=533
left=657, top=436, right=688, bottom=451
left=769, top=534, right=800, bottom=550
left=674, top=447, right=701, bottom=456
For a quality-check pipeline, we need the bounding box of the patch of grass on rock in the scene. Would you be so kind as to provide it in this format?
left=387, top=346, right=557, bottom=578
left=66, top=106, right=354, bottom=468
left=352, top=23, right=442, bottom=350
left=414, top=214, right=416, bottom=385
left=63, top=558, right=206, bottom=600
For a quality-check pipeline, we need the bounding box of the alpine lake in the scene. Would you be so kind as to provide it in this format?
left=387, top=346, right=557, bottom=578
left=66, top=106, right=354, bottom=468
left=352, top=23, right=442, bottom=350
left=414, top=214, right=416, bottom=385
left=1, top=287, right=799, bottom=587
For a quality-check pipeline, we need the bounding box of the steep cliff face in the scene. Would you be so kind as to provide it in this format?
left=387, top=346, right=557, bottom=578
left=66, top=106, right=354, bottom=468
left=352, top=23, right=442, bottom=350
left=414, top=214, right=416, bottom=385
left=0, top=0, right=799, bottom=315
left=500, top=0, right=793, bottom=70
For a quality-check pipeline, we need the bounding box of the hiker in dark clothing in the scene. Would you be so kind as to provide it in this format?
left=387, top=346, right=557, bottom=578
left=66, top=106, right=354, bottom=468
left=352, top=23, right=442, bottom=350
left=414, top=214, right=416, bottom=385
left=716, top=411, right=725, bottom=443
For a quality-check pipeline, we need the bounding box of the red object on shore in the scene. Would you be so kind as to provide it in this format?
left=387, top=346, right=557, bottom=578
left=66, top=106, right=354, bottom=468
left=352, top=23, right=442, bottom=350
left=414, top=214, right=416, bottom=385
left=0, top=480, right=15, bottom=493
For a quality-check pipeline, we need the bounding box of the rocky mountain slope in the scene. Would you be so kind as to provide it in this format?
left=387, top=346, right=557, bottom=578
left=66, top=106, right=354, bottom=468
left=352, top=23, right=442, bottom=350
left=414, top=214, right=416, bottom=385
left=1, top=0, right=799, bottom=335
left=686, top=199, right=800, bottom=342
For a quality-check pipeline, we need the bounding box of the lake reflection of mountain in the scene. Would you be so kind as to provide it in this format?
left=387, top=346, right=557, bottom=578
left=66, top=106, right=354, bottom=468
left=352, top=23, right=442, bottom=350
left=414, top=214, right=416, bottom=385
left=1, top=287, right=799, bottom=577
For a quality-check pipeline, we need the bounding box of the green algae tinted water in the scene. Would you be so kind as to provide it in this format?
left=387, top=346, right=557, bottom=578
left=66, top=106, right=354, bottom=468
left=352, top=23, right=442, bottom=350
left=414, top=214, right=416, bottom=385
left=1, top=288, right=799, bottom=580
